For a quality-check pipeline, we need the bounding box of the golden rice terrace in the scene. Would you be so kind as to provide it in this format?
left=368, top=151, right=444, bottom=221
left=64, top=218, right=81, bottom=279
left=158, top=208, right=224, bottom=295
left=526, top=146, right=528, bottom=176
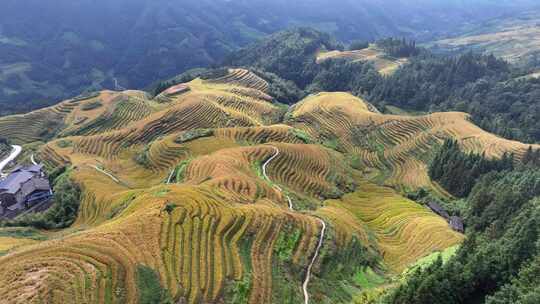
left=0, top=68, right=537, bottom=304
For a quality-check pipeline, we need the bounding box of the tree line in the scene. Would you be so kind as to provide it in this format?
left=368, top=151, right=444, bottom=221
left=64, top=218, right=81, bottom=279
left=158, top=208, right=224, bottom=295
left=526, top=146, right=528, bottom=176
left=428, top=139, right=515, bottom=197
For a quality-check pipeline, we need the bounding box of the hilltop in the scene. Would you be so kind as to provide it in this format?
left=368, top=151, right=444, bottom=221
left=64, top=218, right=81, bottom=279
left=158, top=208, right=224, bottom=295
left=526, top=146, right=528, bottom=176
left=0, top=62, right=538, bottom=303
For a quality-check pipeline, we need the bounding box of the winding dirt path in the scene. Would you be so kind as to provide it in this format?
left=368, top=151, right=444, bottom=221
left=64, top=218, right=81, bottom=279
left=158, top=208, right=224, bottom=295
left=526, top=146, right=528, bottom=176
left=90, top=165, right=120, bottom=183
left=262, top=145, right=327, bottom=304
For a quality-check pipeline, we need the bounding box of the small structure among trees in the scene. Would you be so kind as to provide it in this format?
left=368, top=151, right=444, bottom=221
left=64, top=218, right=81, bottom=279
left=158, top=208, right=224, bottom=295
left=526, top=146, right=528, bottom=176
left=428, top=201, right=464, bottom=233
left=449, top=216, right=464, bottom=233
left=428, top=201, right=450, bottom=220
left=0, top=164, right=53, bottom=219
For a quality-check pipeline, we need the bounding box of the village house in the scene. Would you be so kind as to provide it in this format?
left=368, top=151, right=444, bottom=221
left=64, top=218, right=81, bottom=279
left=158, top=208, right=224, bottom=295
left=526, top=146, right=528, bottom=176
left=0, top=164, right=53, bottom=219
left=428, top=201, right=464, bottom=233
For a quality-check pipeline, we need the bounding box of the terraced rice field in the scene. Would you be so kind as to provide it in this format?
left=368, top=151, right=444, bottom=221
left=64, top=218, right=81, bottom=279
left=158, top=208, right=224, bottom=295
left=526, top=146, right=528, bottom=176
left=207, top=69, right=270, bottom=93
left=288, top=92, right=540, bottom=190
left=4, top=68, right=536, bottom=303
left=325, top=180, right=463, bottom=272
left=0, top=149, right=332, bottom=304
left=316, top=47, right=408, bottom=75
left=0, top=101, right=75, bottom=144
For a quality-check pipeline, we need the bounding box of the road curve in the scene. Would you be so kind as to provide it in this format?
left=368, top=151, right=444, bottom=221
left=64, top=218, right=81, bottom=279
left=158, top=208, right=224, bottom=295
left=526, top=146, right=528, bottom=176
left=113, top=77, right=126, bottom=91
left=0, top=145, right=22, bottom=175
left=262, top=145, right=327, bottom=304
left=30, top=154, right=38, bottom=165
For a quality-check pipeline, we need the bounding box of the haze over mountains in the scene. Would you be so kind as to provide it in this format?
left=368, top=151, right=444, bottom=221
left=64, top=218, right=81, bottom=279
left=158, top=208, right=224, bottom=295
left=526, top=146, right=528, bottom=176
left=1, top=0, right=539, bottom=115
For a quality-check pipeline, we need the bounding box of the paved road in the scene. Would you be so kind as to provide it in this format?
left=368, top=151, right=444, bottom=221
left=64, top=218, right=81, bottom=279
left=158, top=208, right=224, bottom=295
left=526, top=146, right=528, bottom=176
left=30, top=154, right=38, bottom=165
left=113, top=77, right=126, bottom=91
left=0, top=145, right=22, bottom=176
left=262, top=145, right=327, bottom=304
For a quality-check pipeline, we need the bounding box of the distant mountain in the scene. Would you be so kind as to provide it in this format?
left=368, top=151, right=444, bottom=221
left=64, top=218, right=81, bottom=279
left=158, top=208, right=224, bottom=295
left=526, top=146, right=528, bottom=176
left=1, top=0, right=538, bottom=115
left=426, top=9, right=540, bottom=66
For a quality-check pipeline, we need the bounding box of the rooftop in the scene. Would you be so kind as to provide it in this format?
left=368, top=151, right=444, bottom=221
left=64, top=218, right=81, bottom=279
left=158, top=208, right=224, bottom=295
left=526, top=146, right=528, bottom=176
left=0, top=165, right=45, bottom=195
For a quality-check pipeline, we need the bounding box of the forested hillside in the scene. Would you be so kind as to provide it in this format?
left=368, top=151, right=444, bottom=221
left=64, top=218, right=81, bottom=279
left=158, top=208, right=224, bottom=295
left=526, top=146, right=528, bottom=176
left=1, top=0, right=538, bottom=116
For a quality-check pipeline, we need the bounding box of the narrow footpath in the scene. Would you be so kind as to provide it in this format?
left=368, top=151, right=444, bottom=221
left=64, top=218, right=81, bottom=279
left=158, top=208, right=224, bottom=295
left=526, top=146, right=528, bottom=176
left=261, top=145, right=327, bottom=304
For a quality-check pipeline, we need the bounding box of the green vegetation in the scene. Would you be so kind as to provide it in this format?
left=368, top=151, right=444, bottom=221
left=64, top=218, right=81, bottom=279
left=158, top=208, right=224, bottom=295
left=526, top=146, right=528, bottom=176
left=251, top=160, right=265, bottom=181
left=308, top=58, right=380, bottom=95
left=231, top=31, right=540, bottom=142
left=289, top=128, right=315, bottom=144
left=56, top=139, right=73, bottom=148
left=349, top=41, right=369, bottom=51
left=367, top=52, right=540, bottom=143
left=354, top=267, right=385, bottom=289
left=0, top=137, right=10, bottom=158
left=225, top=235, right=253, bottom=304
left=170, top=159, right=193, bottom=184
left=81, top=100, right=103, bottom=111
left=133, top=145, right=151, bottom=168
left=135, top=265, right=173, bottom=304
left=225, top=28, right=343, bottom=89
left=322, top=137, right=340, bottom=151
left=429, top=139, right=514, bottom=197
left=0, top=227, right=48, bottom=241
left=107, top=193, right=137, bottom=219
left=314, top=235, right=381, bottom=303
left=376, top=38, right=420, bottom=58
left=250, top=69, right=305, bottom=104
left=270, top=225, right=303, bottom=303
left=273, top=226, right=302, bottom=262
left=174, top=129, right=214, bottom=144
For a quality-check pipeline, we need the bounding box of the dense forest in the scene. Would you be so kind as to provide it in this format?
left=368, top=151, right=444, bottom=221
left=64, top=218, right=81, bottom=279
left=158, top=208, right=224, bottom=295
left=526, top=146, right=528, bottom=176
left=377, top=38, right=420, bottom=58
left=224, top=28, right=344, bottom=89
left=428, top=140, right=515, bottom=197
